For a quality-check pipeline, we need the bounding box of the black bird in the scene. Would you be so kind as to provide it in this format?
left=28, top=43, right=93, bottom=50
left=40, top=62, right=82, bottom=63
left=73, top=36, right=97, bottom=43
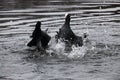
left=56, top=14, right=83, bottom=47
left=27, top=21, right=51, bottom=50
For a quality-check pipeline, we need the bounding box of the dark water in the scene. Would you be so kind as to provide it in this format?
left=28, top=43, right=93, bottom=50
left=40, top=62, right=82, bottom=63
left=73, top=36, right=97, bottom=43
left=0, top=0, right=120, bottom=80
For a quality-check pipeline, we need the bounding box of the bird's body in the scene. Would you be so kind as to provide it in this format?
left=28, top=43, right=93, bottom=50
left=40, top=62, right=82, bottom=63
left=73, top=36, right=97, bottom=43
left=56, top=14, right=83, bottom=47
left=27, top=21, right=51, bottom=51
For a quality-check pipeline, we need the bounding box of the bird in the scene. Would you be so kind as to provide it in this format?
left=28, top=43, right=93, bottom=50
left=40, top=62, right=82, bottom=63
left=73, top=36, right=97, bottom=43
left=56, top=13, right=83, bottom=48
left=27, top=21, right=51, bottom=51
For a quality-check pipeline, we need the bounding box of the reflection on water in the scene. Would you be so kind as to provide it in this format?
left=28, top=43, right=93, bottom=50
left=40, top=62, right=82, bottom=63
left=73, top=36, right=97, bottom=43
left=0, top=0, right=120, bottom=80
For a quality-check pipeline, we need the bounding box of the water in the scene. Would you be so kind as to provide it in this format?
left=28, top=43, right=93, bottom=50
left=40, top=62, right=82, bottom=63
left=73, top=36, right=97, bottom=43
left=0, top=0, right=120, bottom=80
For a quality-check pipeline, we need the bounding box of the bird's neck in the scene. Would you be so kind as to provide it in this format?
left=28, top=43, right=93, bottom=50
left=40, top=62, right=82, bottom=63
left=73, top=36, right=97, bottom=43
left=64, top=20, right=70, bottom=27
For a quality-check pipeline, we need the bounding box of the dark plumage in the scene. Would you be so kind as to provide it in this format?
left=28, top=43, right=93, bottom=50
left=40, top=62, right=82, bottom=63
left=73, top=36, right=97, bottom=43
left=56, top=14, right=83, bottom=47
left=27, top=21, right=51, bottom=50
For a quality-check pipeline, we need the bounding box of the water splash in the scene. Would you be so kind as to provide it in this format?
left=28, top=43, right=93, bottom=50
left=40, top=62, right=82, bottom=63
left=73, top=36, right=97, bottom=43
left=52, top=39, right=65, bottom=56
left=67, top=45, right=87, bottom=59
left=47, top=35, right=96, bottom=60
left=67, top=36, right=96, bottom=59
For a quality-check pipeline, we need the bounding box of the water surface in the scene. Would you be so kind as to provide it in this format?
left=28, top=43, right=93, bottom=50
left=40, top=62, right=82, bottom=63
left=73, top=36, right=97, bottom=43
left=0, top=0, right=120, bottom=80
